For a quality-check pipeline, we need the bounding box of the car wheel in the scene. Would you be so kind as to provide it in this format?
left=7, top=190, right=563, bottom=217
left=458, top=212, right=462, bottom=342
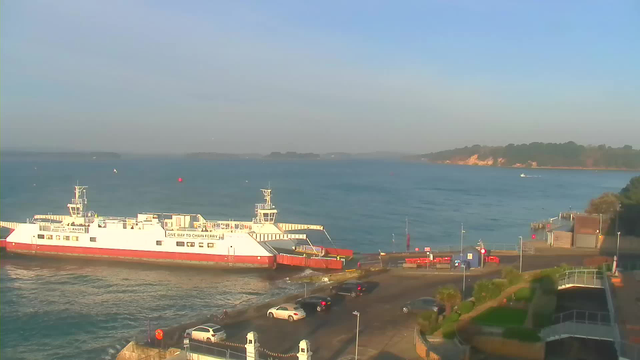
left=268, top=312, right=274, bottom=318
left=206, top=338, right=212, bottom=343
left=402, top=307, right=410, bottom=314
left=317, top=305, right=323, bottom=312
left=350, top=292, right=357, bottom=298
left=288, top=315, right=294, bottom=322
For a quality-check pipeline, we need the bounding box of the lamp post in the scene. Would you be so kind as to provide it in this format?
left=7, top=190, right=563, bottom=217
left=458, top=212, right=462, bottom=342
left=460, top=223, right=465, bottom=257
left=353, top=311, right=360, bottom=360
left=617, top=231, right=621, bottom=261
left=462, top=264, right=466, bottom=298
left=519, top=236, right=523, bottom=273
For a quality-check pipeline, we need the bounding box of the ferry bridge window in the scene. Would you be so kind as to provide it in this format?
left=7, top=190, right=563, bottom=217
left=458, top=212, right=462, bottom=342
left=198, top=242, right=204, bottom=248
left=187, top=242, right=195, bottom=247
left=37, top=234, right=45, bottom=239
left=63, top=236, right=70, bottom=241
left=90, top=237, right=97, bottom=242
left=176, top=241, right=185, bottom=247
left=156, top=240, right=163, bottom=246
left=46, top=235, right=53, bottom=240
left=207, top=243, right=214, bottom=248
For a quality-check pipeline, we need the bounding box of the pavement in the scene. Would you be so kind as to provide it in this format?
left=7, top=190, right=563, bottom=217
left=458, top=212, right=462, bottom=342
left=172, top=253, right=594, bottom=360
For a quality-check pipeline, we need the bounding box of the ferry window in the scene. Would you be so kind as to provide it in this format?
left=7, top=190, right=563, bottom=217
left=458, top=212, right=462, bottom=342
left=156, top=240, right=163, bottom=246
left=46, top=235, right=53, bottom=240
left=207, top=243, right=214, bottom=248
left=63, top=236, right=70, bottom=241
left=176, top=241, right=185, bottom=247
left=198, top=242, right=204, bottom=248
left=37, top=234, right=45, bottom=239
left=90, top=237, right=97, bottom=242
left=187, top=242, right=195, bottom=247
left=72, top=236, right=79, bottom=241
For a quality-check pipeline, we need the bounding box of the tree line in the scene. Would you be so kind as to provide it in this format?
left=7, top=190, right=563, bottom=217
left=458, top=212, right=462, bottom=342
left=586, top=176, right=640, bottom=236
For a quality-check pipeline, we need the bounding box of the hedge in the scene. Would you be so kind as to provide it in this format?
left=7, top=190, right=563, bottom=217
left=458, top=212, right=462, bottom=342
left=417, top=310, right=439, bottom=334
left=513, top=287, right=535, bottom=302
left=502, top=327, right=541, bottom=342
left=458, top=300, right=475, bottom=315
left=443, top=312, right=460, bottom=323
left=441, top=322, right=457, bottom=339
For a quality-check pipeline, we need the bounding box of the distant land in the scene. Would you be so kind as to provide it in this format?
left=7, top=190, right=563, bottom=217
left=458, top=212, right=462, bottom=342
left=410, top=142, right=640, bottom=170
left=184, top=151, right=409, bottom=160
left=1, top=151, right=121, bottom=160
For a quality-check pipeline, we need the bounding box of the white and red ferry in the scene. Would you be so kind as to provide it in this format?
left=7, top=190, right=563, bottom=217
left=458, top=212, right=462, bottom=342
left=0, top=186, right=352, bottom=269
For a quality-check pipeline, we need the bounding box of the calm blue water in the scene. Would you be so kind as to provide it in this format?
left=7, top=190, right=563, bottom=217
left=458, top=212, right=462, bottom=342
left=1, top=159, right=637, bottom=359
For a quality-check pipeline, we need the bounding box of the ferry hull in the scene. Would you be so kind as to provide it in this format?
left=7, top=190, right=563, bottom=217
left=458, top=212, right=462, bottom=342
left=5, top=242, right=276, bottom=269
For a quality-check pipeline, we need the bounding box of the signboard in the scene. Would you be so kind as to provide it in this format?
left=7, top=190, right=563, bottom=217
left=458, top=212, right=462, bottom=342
left=467, top=253, right=473, bottom=260
left=166, top=231, right=220, bottom=240
left=425, top=247, right=431, bottom=252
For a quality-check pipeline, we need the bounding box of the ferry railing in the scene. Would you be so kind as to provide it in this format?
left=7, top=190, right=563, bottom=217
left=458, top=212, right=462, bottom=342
left=551, top=310, right=611, bottom=326
left=557, top=269, right=604, bottom=289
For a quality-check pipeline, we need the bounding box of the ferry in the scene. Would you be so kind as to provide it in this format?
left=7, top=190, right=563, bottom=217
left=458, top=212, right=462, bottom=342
left=0, top=186, right=352, bottom=269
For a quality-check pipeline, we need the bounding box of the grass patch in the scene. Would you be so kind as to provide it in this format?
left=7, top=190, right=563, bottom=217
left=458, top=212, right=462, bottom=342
left=513, top=287, right=535, bottom=302
left=502, top=327, right=541, bottom=342
left=472, top=307, right=528, bottom=327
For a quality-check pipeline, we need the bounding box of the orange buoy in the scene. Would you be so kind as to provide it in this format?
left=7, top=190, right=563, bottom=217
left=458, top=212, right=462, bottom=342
left=155, top=329, right=164, bottom=341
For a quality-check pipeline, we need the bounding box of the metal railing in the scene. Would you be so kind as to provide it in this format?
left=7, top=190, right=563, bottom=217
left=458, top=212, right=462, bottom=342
left=552, top=310, right=611, bottom=326
left=557, top=269, right=603, bottom=289
left=541, top=320, right=614, bottom=341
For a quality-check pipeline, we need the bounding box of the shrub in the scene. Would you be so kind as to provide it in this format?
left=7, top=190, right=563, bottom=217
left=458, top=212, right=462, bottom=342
left=441, top=322, right=457, bottom=339
left=531, top=275, right=557, bottom=295
left=472, top=307, right=528, bottom=327
left=502, top=267, right=523, bottom=286
left=417, top=310, right=439, bottom=334
left=473, top=280, right=495, bottom=304
left=443, top=312, right=460, bottom=323
left=458, top=300, right=475, bottom=315
left=436, top=285, right=462, bottom=315
left=513, top=287, right=535, bottom=302
left=502, top=327, right=541, bottom=342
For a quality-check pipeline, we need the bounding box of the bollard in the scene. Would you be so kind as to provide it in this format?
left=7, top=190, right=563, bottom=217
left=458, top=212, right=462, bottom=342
left=246, top=331, right=259, bottom=360
left=297, top=339, right=312, bottom=360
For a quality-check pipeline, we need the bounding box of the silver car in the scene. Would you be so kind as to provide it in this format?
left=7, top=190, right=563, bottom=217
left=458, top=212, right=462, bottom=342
left=185, top=323, right=226, bottom=343
left=401, top=297, right=444, bottom=314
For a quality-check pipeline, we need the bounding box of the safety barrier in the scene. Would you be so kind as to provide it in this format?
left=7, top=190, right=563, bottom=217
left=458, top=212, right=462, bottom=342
left=557, top=269, right=603, bottom=289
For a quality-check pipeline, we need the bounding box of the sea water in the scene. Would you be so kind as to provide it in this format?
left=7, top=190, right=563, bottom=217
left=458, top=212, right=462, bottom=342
left=1, top=158, right=636, bottom=359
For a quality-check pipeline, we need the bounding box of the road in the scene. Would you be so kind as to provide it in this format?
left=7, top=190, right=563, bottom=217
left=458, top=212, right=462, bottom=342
left=188, top=254, right=593, bottom=360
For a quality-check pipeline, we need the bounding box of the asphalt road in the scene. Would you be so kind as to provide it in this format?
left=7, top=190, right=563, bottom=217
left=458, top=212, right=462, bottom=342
left=194, top=254, right=593, bottom=360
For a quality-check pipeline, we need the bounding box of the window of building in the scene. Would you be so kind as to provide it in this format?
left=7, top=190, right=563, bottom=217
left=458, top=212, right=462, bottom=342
left=187, top=242, right=195, bottom=247
left=63, top=236, right=70, bottom=241
left=90, top=237, right=97, bottom=242
left=56, top=235, right=60, bottom=240
left=156, top=240, right=163, bottom=246
left=46, top=234, right=53, bottom=240
left=72, top=236, right=79, bottom=241
left=198, top=242, right=204, bottom=248
left=37, top=234, right=45, bottom=239
left=207, top=243, right=214, bottom=248
left=176, top=241, right=185, bottom=247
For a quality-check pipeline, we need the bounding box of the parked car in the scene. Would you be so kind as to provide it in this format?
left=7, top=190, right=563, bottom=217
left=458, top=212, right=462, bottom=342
left=401, top=297, right=444, bottom=314
left=266, top=303, right=306, bottom=322
left=330, top=280, right=366, bottom=297
left=295, top=295, right=332, bottom=312
left=184, top=323, right=227, bottom=343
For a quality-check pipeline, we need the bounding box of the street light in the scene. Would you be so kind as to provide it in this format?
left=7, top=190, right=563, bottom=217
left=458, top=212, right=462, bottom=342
left=519, top=236, right=523, bottom=273
left=617, top=231, right=621, bottom=262
left=460, top=223, right=465, bottom=257
left=462, top=264, right=466, bottom=298
left=353, top=311, right=360, bottom=360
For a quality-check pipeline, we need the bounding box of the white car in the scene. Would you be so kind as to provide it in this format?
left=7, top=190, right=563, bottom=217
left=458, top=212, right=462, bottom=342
left=184, top=323, right=226, bottom=343
left=266, top=303, right=306, bottom=322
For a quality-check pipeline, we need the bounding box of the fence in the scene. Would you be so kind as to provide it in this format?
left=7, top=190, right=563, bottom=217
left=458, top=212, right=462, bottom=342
left=557, top=269, right=604, bottom=289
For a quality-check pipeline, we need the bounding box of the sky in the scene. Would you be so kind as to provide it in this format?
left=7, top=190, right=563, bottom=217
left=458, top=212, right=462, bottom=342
left=1, top=0, right=639, bottom=154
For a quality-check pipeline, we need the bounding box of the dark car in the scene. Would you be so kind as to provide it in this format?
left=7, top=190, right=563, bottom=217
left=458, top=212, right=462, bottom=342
left=295, top=296, right=332, bottom=312
left=401, top=297, right=444, bottom=314
left=330, top=281, right=365, bottom=297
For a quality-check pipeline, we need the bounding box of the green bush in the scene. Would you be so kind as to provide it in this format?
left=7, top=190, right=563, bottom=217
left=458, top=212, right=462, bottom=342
left=472, top=307, right=528, bottom=327
left=473, top=280, right=499, bottom=304
left=513, top=287, right=535, bottom=302
left=417, top=310, right=439, bottom=334
left=443, top=312, right=460, bottom=323
left=502, top=267, right=523, bottom=286
left=531, top=275, right=557, bottom=295
left=441, top=322, right=457, bottom=339
left=502, top=327, right=542, bottom=342
left=458, top=300, right=475, bottom=315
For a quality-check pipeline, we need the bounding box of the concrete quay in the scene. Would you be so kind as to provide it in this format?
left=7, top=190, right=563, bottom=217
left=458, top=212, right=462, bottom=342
left=120, top=253, right=597, bottom=360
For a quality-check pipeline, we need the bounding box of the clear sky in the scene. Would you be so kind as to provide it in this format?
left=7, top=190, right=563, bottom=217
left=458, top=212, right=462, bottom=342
left=1, top=1, right=639, bottom=154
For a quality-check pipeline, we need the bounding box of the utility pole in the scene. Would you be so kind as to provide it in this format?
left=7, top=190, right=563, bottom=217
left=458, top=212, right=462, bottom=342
left=392, top=233, right=395, bottom=253
left=617, top=231, right=621, bottom=262
left=462, top=264, right=466, bottom=299
left=519, top=236, right=523, bottom=273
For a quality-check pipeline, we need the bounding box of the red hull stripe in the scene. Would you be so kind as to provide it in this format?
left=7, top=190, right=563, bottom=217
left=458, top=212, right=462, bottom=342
left=6, top=242, right=275, bottom=268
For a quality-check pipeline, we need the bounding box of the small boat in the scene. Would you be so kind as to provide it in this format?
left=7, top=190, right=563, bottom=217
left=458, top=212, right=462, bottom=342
left=113, top=169, right=118, bottom=174
left=520, top=173, right=526, bottom=178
